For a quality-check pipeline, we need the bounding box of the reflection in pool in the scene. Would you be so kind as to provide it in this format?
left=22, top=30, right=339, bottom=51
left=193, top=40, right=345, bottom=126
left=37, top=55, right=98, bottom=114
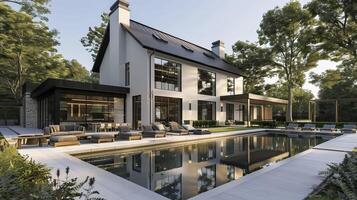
left=75, top=132, right=330, bottom=200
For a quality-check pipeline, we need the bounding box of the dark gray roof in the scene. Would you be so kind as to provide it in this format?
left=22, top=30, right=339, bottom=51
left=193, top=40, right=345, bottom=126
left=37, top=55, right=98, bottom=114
left=93, top=20, right=243, bottom=76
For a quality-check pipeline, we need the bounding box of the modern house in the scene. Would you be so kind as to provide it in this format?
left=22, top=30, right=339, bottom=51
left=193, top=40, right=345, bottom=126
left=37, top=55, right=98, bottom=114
left=21, top=0, right=287, bottom=130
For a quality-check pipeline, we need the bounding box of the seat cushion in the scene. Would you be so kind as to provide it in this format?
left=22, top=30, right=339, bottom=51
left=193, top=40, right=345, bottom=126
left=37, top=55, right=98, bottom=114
left=119, top=126, right=131, bottom=132
left=153, top=123, right=166, bottom=131
left=142, top=125, right=154, bottom=131
left=120, top=131, right=142, bottom=136
left=50, top=135, right=78, bottom=142
left=91, top=134, right=115, bottom=139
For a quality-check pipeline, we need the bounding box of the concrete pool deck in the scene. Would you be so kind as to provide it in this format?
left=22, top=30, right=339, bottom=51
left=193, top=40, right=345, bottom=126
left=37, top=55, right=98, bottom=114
left=18, top=129, right=357, bottom=200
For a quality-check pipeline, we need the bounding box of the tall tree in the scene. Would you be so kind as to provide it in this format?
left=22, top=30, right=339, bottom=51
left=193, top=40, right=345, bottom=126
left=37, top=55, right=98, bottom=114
left=307, top=0, right=357, bottom=100
left=0, top=3, right=91, bottom=102
left=307, top=0, right=357, bottom=62
left=81, top=13, right=109, bottom=62
left=258, top=1, right=320, bottom=121
left=226, top=41, right=273, bottom=94
left=0, top=0, right=50, bottom=21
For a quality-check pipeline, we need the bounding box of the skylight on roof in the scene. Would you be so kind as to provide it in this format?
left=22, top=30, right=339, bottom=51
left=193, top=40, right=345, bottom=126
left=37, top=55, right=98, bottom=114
left=203, top=52, right=215, bottom=59
left=152, top=33, right=168, bottom=43
left=181, top=45, right=194, bottom=53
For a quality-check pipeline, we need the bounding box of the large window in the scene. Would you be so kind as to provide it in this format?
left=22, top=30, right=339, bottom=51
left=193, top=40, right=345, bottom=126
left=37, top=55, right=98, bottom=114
left=226, top=103, right=234, bottom=121
left=227, top=77, right=235, bottom=95
left=59, top=94, right=123, bottom=129
left=197, top=142, right=216, bottom=162
left=132, top=153, right=142, bottom=172
left=198, top=69, right=216, bottom=96
left=198, top=101, right=216, bottom=120
left=125, top=62, right=130, bottom=86
left=197, top=165, right=216, bottom=193
left=155, top=58, right=182, bottom=92
left=155, top=96, right=182, bottom=123
left=155, top=175, right=182, bottom=200
left=133, top=96, right=141, bottom=129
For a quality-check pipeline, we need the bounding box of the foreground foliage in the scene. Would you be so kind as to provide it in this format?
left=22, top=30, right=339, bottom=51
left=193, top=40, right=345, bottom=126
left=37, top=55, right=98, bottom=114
left=0, top=147, right=103, bottom=200
left=309, top=151, right=357, bottom=200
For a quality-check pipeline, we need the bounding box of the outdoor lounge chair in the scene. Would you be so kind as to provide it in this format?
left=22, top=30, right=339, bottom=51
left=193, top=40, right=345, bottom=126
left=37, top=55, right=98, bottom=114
left=320, top=124, right=338, bottom=132
left=301, top=124, right=317, bottom=131
left=285, top=123, right=300, bottom=130
left=168, top=122, right=189, bottom=135
left=118, top=124, right=142, bottom=140
left=183, top=124, right=211, bottom=135
left=91, top=133, right=115, bottom=143
left=141, top=125, right=166, bottom=138
left=49, top=135, right=80, bottom=147
left=341, top=124, right=357, bottom=133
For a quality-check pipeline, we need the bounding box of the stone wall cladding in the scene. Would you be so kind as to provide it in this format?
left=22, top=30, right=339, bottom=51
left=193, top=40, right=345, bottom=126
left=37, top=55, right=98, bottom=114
left=23, top=92, right=38, bottom=128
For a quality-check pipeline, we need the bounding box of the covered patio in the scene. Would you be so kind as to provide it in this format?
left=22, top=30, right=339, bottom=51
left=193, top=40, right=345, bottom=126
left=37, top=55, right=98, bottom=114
left=221, top=93, right=288, bottom=125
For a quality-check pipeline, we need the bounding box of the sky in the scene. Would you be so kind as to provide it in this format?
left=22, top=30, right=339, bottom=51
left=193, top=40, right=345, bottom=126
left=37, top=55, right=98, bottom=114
left=44, top=0, right=336, bottom=97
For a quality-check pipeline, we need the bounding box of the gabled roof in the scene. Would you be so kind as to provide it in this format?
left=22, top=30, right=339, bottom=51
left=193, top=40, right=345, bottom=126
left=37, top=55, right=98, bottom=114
left=92, top=20, right=243, bottom=76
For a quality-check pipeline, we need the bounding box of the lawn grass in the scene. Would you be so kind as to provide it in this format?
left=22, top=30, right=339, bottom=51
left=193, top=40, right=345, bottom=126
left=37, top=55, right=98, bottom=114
left=207, top=127, right=251, bottom=133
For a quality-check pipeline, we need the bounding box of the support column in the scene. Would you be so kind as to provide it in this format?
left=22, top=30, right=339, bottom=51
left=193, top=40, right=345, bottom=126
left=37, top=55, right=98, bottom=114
left=261, top=105, right=264, bottom=121
left=247, top=99, right=251, bottom=127
left=308, top=101, right=311, bottom=121
left=335, top=100, right=338, bottom=123
left=313, top=102, right=317, bottom=122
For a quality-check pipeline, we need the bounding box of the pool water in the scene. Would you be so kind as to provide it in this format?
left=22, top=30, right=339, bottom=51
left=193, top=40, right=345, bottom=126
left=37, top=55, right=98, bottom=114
left=75, top=132, right=330, bottom=200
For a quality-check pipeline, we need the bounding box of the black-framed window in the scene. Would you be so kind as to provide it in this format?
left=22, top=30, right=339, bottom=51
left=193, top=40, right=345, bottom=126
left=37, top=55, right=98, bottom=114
left=132, top=153, right=141, bottom=172
left=197, top=165, right=216, bottom=193
left=226, top=103, right=234, bottom=121
left=198, top=101, right=216, bottom=120
left=125, top=62, right=130, bottom=86
left=198, top=69, right=216, bottom=96
left=197, top=142, right=216, bottom=162
left=227, top=77, right=235, bottom=95
left=155, top=58, right=182, bottom=92
left=155, top=175, right=182, bottom=200
left=133, top=95, right=141, bottom=129
left=155, top=96, right=182, bottom=123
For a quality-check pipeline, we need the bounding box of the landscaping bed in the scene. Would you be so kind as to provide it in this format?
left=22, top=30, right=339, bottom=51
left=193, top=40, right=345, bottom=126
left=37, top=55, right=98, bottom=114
left=207, top=127, right=250, bottom=133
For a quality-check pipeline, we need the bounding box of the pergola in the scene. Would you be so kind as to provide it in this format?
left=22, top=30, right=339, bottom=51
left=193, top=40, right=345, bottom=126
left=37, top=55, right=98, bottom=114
left=221, top=93, right=288, bottom=125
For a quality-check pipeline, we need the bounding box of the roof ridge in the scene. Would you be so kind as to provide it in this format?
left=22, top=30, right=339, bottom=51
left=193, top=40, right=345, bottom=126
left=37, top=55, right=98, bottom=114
left=130, top=19, right=216, bottom=55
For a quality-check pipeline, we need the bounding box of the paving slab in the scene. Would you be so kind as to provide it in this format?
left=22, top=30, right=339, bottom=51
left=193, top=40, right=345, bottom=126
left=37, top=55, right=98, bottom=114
left=190, top=149, right=346, bottom=200
left=313, top=133, right=357, bottom=152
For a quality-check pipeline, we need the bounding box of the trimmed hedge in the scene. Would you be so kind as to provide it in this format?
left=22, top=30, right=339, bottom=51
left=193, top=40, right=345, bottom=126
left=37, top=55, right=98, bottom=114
left=193, top=120, right=218, bottom=128
left=251, top=120, right=279, bottom=128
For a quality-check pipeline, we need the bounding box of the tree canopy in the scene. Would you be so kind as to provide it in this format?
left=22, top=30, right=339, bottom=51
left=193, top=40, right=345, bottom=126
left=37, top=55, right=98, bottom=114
left=226, top=41, right=273, bottom=95
left=258, top=1, right=321, bottom=121
left=0, top=2, right=91, bottom=102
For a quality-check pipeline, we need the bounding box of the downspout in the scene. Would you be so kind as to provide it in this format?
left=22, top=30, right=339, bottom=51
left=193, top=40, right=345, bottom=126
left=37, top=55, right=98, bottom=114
left=149, top=50, right=155, bottom=124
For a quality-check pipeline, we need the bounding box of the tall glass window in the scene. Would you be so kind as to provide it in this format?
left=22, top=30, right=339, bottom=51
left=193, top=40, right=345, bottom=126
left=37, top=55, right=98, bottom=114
left=198, top=101, right=216, bottom=120
left=155, top=96, right=182, bottom=123
left=197, top=142, right=216, bottom=162
left=227, top=77, right=235, bottom=95
left=155, top=58, right=182, bottom=92
left=125, top=62, right=130, bottom=86
left=133, top=95, right=141, bottom=129
left=198, top=69, right=216, bottom=96
left=226, top=103, right=234, bottom=121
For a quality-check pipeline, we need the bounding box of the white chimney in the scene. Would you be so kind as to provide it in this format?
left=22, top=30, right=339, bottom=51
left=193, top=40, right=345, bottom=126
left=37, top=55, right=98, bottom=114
left=102, top=0, right=130, bottom=86
left=211, top=40, right=225, bottom=59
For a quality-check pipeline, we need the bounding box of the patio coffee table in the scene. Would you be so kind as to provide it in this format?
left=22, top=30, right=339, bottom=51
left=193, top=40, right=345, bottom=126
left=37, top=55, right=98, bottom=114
left=17, top=135, right=50, bottom=149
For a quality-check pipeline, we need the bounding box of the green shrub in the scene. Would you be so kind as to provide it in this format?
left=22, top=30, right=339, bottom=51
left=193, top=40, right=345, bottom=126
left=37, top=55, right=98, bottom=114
left=309, top=151, right=357, bottom=200
left=193, top=120, right=218, bottom=128
left=286, top=122, right=356, bottom=128
left=0, top=147, right=104, bottom=200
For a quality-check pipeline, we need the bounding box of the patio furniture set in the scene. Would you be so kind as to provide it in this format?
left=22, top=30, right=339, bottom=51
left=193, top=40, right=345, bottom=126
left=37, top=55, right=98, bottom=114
left=38, top=122, right=211, bottom=148
left=286, top=123, right=357, bottom=134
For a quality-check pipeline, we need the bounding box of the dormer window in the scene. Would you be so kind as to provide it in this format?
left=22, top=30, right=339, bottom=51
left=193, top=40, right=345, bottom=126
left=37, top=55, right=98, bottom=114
left=181, top=45, right=194, bottom=53
left=203, top=52, right=215, bottom=59
left=152, top=33, right=168, bottom=43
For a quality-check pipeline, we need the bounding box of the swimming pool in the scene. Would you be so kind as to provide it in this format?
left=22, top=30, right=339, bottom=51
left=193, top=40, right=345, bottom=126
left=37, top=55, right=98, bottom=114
left=75, top=132, right=331, bottom=200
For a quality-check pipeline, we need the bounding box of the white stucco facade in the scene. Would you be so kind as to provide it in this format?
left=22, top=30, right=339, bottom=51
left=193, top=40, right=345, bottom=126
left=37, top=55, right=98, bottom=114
left=98, top=2, right=250, bottom=127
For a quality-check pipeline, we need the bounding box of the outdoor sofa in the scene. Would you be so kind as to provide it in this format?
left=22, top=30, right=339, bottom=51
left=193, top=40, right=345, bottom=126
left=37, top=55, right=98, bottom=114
left=341, top=124, right=357, bottom=133
left=118, top=124, right=142, bottom=140
left=168, top=122, right=189, bottom=135
left=142, top=125, right=166, bottom=138
left=183, top=124, right=211, bottom=135
left=44, top=125, right=85, bottom=147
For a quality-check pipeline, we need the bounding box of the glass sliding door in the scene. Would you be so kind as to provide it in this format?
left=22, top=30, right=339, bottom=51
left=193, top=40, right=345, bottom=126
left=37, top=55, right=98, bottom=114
left=198, top=101, right=216, bottom=120
left=155, top=96, right=182, bottom=123
left=226, top=103, right=234, bottom=121
left=132, top=95, right=141, bottom=129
